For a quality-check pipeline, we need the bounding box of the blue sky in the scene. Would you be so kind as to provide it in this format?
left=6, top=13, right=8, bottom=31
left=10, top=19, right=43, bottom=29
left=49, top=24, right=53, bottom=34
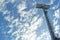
left=0, top=0, right=60, bottom=40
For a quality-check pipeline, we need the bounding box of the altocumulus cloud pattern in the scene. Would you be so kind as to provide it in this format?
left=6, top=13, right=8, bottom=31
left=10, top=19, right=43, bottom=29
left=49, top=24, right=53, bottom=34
left=0, top=0, right=60, bottom=40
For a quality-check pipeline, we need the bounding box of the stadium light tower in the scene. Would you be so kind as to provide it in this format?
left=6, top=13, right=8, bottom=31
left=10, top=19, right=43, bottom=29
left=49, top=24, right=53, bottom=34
left=36, top=4, right=60, bottom=40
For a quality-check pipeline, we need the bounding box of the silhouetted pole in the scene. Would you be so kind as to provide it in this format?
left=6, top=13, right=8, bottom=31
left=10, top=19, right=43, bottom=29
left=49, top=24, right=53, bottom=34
left=36, top=4, right=60, bottom=40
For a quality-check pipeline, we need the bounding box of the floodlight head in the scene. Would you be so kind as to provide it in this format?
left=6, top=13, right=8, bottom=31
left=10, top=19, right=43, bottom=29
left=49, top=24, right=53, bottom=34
left=36, top=4, right=50, bottom=9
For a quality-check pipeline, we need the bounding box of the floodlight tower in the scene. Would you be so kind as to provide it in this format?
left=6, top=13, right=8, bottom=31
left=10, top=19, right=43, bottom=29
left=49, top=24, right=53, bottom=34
left=36, top=4, right=60, bottom=40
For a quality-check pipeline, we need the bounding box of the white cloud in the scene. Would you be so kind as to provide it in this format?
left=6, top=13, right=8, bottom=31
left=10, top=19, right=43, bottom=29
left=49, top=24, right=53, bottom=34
left=22, top=31, right=37, bottom=40
left=3, top=10, right=9, bottom=15
left=29, top=17, right=43, bottom=32
left=50, top=0, right=55, bottom=4
left=12, top=29, right=21, bottom=36
left=53, top=18, right=58, bottom=26
left=9, top=0, right=16, bottom=3
left=54, top=31, right=60, bottom=38
left=6, top=13, right=43, bottom=40
left=5, top=0, right=45, bottom=40
left=7, top=29, right=13, bottom=34
left=54, top=25, right=59, bottom=31
left=24, top=22, right=30, bottom=27
left=15, top=34, right=20, bottom=40
left=54, top=25, right=60, bottom=38
left=53, top=9, right=60, bottom=34
left=0, top=0, right=6, bottom=12
left=11, top=18, right=20, bottom=26
left=4, top=15, right=14, bottom=22
left=17, top=1, right=27, bottom=17
left=0, top=0, right=5, bottom=5
left=17, top=2, right=27, bottom=12
left=51, top=3, right=59, bottom=10
left=53, top=9, right=60, bottom=18
left=31, top=15, right=39, bottom=24
left=27, top=8, right=38, bottom=16
left=37, top=31, right=51, bottom=40
left=53, top=9, right=60, bottom=38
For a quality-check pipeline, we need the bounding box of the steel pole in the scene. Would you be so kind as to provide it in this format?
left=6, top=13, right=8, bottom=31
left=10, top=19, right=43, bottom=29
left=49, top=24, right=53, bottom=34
left=43, top=9, right=55, bottom=40
left=36, top=4, right=60, bottom=40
